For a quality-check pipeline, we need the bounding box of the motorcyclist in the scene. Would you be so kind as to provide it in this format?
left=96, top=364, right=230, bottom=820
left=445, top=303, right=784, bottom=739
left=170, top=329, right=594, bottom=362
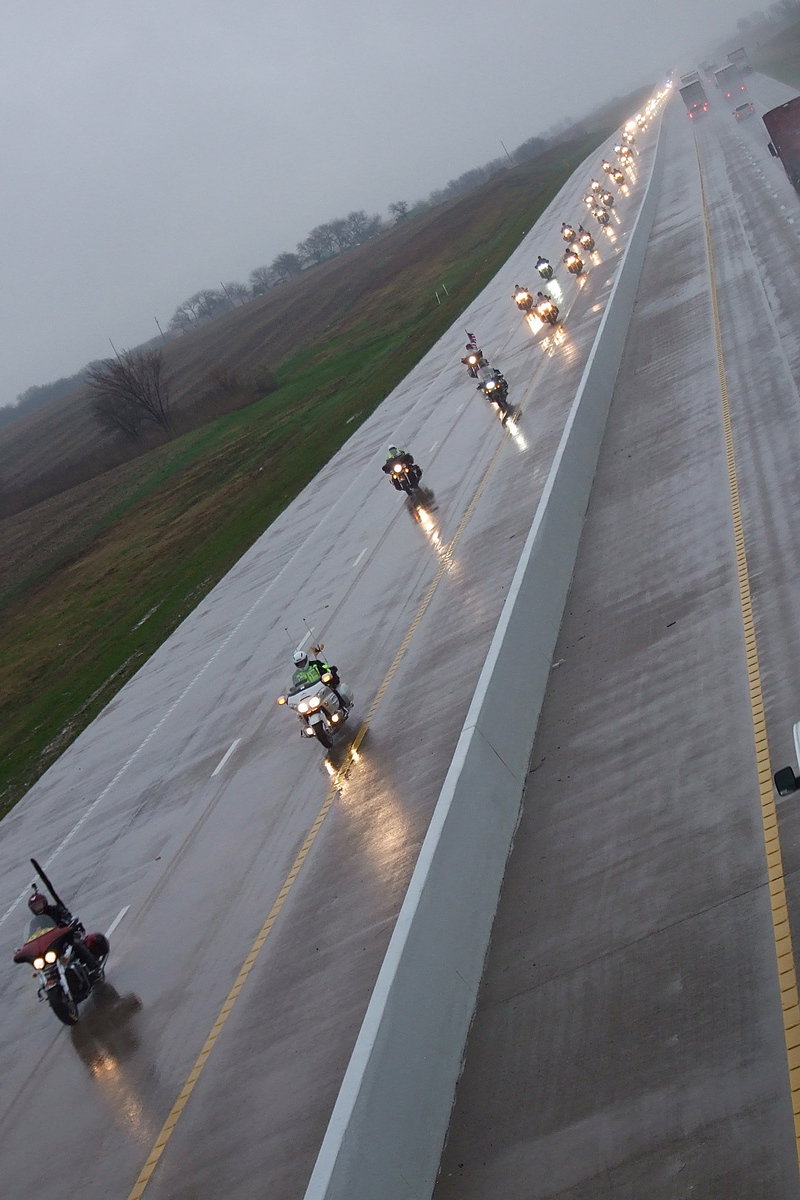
left=513, top=285, right=532, bottom=309
left=382, top=445, right=422, bottom=490
left=291, top=650, right=346, bottom=709
left=461, top=344, right=486, bottom=376
left=26, top=891, right=102, bottom=976
left=478, top=364, right=507, bottom=391
left=560, top=222, right=575, bottom=240
left=535, top=255, right=552, bottom=276
left=291, top=649, right=334, bottom=689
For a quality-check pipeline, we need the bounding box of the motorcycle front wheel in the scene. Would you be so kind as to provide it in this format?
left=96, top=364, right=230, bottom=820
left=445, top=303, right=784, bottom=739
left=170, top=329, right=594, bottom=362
left=313, top=725, right=333, bottom=748
left=48, top=984, right=79, bottom=1026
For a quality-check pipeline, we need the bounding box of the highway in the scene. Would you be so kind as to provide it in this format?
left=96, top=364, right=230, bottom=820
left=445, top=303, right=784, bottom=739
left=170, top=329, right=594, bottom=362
left=434, top=74, right=800, bottom=1198
left=0, top=103, right=660, bottom=1198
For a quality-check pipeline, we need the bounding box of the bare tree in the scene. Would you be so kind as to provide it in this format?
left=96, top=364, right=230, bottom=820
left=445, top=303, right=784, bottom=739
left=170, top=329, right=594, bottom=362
left=88, top=348, right=173, bottom=436
left=389, top=200, right=409, bottom=222
left=299, top=223, right=338, bottom=263
left=91, top=391, right=145, bottom=440
left=221, top=281, right=250, bottom=306
left=328, top=217, right=352, bottom=253
left=250, top=265, right=275, bottom=294
left=346, top=209, right=383, bottom=244
left=270, top=252, right=303, bottom=281
left=168, top=288, right=231, bottom=332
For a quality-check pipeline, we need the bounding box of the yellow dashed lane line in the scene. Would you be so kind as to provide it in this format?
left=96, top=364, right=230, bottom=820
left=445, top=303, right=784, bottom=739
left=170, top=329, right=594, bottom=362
left=697, top=146, right=800, bottom=1164
left=127, top=421, right=511, bottom=1198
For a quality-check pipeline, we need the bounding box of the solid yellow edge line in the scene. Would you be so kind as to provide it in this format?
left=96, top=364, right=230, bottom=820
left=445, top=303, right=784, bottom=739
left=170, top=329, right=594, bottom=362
left=697, top=144, right=800, bottom=1160
left=127, top=408, right=513, bottom=1197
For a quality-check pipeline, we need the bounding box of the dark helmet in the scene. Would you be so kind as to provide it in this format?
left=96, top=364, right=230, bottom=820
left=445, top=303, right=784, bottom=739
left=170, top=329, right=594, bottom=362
left=388, top=445, right=399, bottom=457
left=83, top=931, right=110, bottom=959
left=28, top=892, right=48, bottom=916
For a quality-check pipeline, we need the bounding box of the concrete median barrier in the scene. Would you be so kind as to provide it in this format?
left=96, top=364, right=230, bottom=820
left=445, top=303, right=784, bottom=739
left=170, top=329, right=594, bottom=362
left=304, top=119, right=665, bottom=1200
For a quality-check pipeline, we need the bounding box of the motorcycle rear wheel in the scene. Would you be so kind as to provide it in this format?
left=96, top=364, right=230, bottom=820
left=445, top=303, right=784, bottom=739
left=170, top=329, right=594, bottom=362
left=48, top=984, right=79, bottom=1026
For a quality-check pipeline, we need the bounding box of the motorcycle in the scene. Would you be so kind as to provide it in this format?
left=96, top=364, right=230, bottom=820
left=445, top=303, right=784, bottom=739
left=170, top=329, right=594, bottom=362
left=601, top=159, right=613, bottom=173
left=593, top=207, right=610, bottom=226
left=578, top=229, right=595, bottom=252
left=589, top=178, right=602, bottom=193
left=383, top=454, right=423, bottom=493
left=536, top=297, right=559, bottom=326
left=477, top=369, right=511, bottom=420
left=513, top=287, right=535, bottom=314
left=600, top=191, right=614, bottom=208
left=277, top=668, right=354, bottom=749
left=462, top=349, right=487, bottom=378
left=564, top=250, right=584, bottom=276
left=13, top=860, right=109, bottom=1026
left=535, top=256, right=554, bottom=280
left=560, top=223, right=576, bottom=242
left=609, top=168, right=625, bottom=185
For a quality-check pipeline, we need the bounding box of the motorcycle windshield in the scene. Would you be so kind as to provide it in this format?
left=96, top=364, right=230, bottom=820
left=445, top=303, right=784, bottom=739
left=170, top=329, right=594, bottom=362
left=25, top=915, right=57, bottom=942
left=14, top=918, right=71, bottom=965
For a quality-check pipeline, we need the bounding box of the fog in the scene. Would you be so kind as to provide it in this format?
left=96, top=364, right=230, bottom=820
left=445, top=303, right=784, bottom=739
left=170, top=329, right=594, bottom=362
left=0, top=0, right=763, bottom=406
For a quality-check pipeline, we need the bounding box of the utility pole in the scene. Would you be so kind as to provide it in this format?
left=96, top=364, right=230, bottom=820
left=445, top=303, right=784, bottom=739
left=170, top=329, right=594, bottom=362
left=501, top=139, right=516, bottom=167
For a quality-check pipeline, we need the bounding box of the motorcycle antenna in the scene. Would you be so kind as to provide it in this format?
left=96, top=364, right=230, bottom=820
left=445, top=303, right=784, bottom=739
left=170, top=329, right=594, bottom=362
left=301, top=619, right=323, bottom=655
left=30, top=858, right=68, bottom=910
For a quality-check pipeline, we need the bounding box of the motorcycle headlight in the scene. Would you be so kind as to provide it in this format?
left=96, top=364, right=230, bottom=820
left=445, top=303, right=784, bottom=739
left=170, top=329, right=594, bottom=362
left=467, top=355, right=478, bottom=365
left=393, top=463, right=403, bottom=473
left=45, top=950, right=57, bottom=964
left=298, top=700, right=310, bottom=713
left=485, top=380, right=496, bottom=391
left=33, top=956, right=45, bottom=970
left=308, top=696, right=321, bottom=709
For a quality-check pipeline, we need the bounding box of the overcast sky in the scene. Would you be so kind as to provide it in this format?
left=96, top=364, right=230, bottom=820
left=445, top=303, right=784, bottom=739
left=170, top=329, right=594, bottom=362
left=1, top=0, right=762, bottom=406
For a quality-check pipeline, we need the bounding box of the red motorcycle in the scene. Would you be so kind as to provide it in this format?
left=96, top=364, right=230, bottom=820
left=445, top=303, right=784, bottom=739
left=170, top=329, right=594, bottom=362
left=13, top=860, right=110, bottom=1026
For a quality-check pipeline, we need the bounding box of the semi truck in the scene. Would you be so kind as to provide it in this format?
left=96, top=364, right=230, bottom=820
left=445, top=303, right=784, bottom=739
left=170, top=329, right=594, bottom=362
left=715, top=63, right=745, bottom=99
left=680, top=70, right=700, bottom=86
left=728, top=47, right=752, bottom=73
left=763, top=96, right=800, bottom=191
left=679, top=80, right=709, bottom=118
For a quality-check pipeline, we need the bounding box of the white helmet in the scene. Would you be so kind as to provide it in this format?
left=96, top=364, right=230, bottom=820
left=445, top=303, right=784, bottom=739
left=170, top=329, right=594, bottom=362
left=293, top=649, right=307, bottom=667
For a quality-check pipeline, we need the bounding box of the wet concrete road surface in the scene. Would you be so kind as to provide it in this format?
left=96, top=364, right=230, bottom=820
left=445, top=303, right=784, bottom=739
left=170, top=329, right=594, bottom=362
left=434, top=76, right=800, bottom=1200
left=0, top=110, right=663, bottom=1199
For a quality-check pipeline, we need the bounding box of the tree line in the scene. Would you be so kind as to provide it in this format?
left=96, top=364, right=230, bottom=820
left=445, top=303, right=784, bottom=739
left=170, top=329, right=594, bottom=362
left=167, top=207, right=388, bottom=333
left=5, top=108, right=626, bottom=427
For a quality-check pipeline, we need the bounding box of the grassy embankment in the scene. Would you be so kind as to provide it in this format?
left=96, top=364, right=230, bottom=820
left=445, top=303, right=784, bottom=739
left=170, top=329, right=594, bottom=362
left=753, top=19, right=800, bottom=89
left=0, top=106, right=645, bottom=818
